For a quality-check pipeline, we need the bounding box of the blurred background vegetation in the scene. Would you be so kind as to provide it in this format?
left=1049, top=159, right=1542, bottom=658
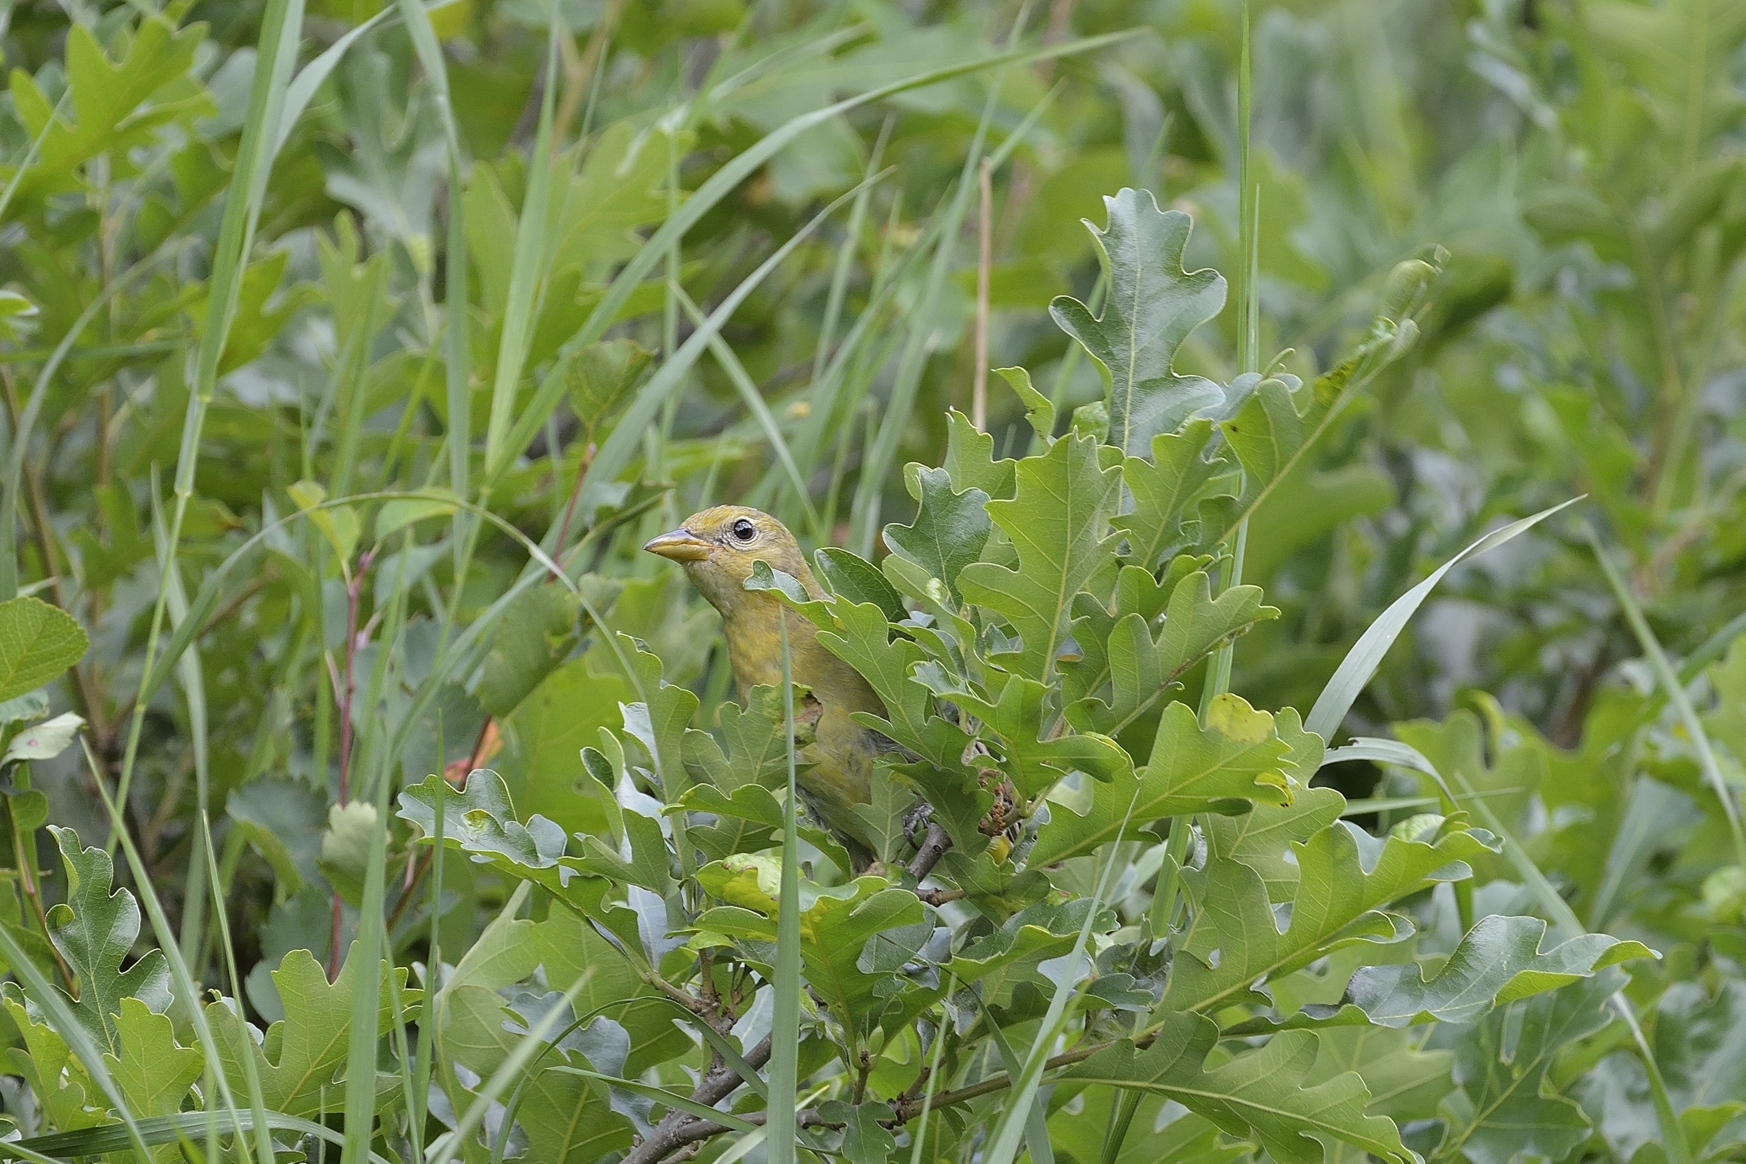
left=0, top=0, right=1744, bottom=1158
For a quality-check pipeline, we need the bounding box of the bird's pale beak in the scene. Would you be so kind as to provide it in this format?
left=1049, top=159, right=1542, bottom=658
left=643, top=529, right=712, bottom=562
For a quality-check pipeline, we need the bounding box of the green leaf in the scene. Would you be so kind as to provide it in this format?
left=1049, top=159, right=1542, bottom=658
left=1, top=987, right=102, bottom=1133
left=43, top=827, right=169, bottom=1055
left=814, top=547, right=907, bottom=625
left=1066, top=1012, right=1414, bottom=1164
left=568, top=337, right=653, bottom=430
left=398, top=769, right=581, bottom=900
left=1234, top=914, right=1652, bottom=1037
left=0, top=689, right=49, bottom=724
left=5, top=17, right=212, bottom=202
left=943, top=409, right=1017, bottom=499
left=105, top=998, right=204, bottom=1124
left=811, top=599, right=971, bottom=768
left=0, top=596, right=89, bottom=702
left=317, top=800, right=379, bottom=907
left=819, top=1100, right=901, bottom=1164
left=680, top=784, right=783, bottom=862
left=615, top=633, right=701, bottom=799
left=943, top=672, right=1133, bottom=799
left=694, top=864, right=925, bottom=1036
left=1305, top=1025, right=1452, bottom=1126
left=958, top=433, right=1122, bottom=680
left=703, top=683, right=808, bottom=791
left=286, top=480, right=359, bottom=565
left=2, top=711, right=84, bottom=765
left=1649, top=979, right=1746, bottom=1111
left=502, top=658, right=633, bottom=838
left=1437, top=973, right=1620, bottom=1164
left=1068, top=571, right=1277, bottom=735
left=226, top=778, right=326, bottom=897
left=1032, top=695, right=1292, bottom=865
left=1204, top=784, right=1348, bottom=902
left=1341, top=914, right=1651, bottom=1025
left=205, top=946, right=416, bottom=1117
left=848, top=766, right=914, bottom=865
left=1048, top=188, right=1226, bottom=455
left=475, top=584, right=581, bottom=717
left=884, top=466, right=991, bottom=598
left=374, top=488, right=459, bottom=540
left=534, top=916, right=692, bottom=1076
left=1113, top=421, right=1224, bottom=569
left=994, top=366, right=1056, bottom=441
left=946, top=897, right=1094, bottom=992
left=1160, top=812, right=1498, bottom=1017
left=1221, top=376, right=1307, bottom=496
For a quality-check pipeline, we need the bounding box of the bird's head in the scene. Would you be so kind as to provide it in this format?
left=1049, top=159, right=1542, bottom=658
left=643, top=505, right=817, bottom=613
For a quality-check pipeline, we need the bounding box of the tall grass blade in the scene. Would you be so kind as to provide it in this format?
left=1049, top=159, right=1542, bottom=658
left=1, top=252, right=167, bottom=600
left=198, top=809, right=277, bottom=1164
left=482, top=4, right=562, bottom=482
left=111, top=0, right=307, bottom=841
left=768, top=616, right=803, bottom=1164
left=809, top=115, right=890, bottom=404
left=581, top=174, right=881, bottom=501
left=12, top=1111, right=398, bottom=1163
left=674, top=284, right=824, bottom=542
left=906, top=977, right=956, bottom=1164
left=1304, top=498, right=1582, bottom=741
left=850, top=36, right=1017, bottom=554
left=975, top=990, right=1057, bottom=1164
left=427, top=967, right=593, bottom=1164
left=560, top=31, right=1137, bottom=363
left=148, top=488, right=214, bottom=987
left=273, top=6, right=392, bottom=159
left=394, top=0, right=473, bottom=587
left=1585, top=523, right=1746, bottom=870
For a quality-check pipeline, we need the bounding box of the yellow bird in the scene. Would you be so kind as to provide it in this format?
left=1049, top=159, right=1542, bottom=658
left=643, top=506, right=886, bottom=852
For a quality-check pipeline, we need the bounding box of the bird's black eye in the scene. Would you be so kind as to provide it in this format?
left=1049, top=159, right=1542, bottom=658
left=730, top=518, right=757, bottom=542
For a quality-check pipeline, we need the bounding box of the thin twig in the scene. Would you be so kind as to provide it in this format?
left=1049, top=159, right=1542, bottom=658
left=552, top=440, right=597, bottom=578
left=619, top=1035, right=775, bottom=1164
left=328, top=548, right=374, bottom=981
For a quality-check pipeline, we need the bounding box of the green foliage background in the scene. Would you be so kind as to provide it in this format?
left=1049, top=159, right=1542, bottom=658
left=0, top=0, right=1742, bottom=1162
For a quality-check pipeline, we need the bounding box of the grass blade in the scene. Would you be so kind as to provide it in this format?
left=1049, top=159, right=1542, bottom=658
left=111, top=0, right=307, bottom=843
left=393, top=0, right=473, bottom=589
left=1304, top=497, right=1583, bottom=741
left=674, top=283, right=824, bottom=543
left=482, top=4, right=562, bottom=483
left=581, top=173, right=882, bottom=502
left=1585, top=522, right=1746, bottom=870
left=768, top=615, right=803, bottom=1164
left=85, top=731, right=269, bottom=1164
left=560, top=30, right=1138, bottom=366
left=849, top=34, right=1016, bottom=555
left=273, top=6, right=392, bottom=159
left=12, top=1110, right=397, bottom=1163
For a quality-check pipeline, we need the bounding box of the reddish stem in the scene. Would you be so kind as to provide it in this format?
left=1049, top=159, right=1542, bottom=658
left=328, top=550, right=375, bottom=981
left=550, top=439, right=596, bottom=579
